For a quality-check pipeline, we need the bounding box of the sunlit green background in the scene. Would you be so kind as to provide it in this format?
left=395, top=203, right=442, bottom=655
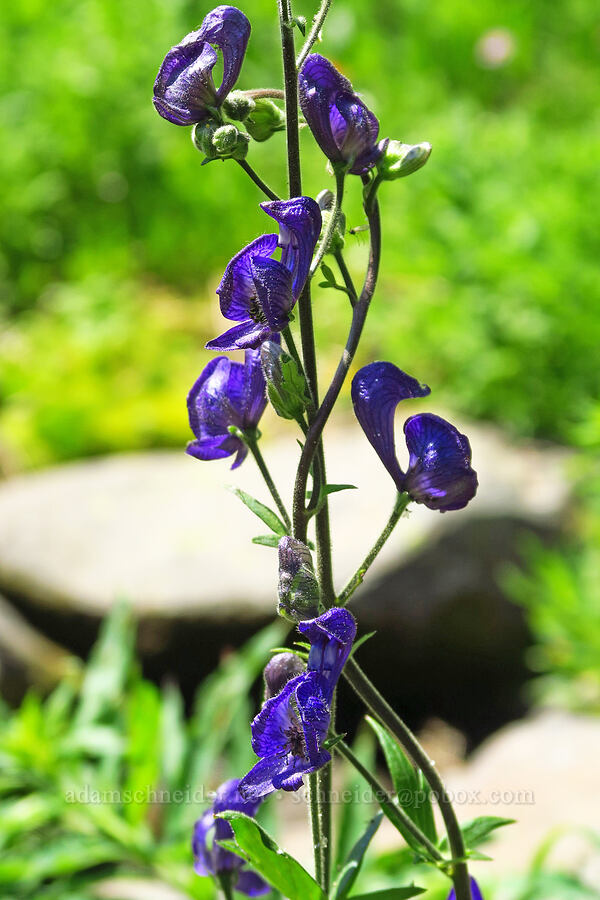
left=1, top=0, right=599, bottom=470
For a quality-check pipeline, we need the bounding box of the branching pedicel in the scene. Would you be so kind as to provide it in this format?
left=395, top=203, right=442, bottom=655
left=154, top=5, right=490, bottom=900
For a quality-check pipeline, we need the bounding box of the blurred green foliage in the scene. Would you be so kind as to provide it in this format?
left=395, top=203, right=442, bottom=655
left=0, top=0, right=599, bottom=468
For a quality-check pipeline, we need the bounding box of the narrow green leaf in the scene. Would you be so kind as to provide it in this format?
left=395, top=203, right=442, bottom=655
left=219, top=812, right=326, bottom=900
left=229, top=486, right=287, bottom=535
left=439, top=815, right=515, bottom=853
left=348, top=888, right=425, bottom=900
left=366, top=717, right=437, bottom=843
left=331, top=811, right=383, bottom=900
left=350, top=632, right=377, bottom=657
left=252, top=534, right=280, bottom=548
left=320, top=262, right=336, bottom=284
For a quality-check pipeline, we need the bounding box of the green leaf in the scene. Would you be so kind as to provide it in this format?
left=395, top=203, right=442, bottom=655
left=350, top=631, right=377, bottom=657
left=439, top=815, right=515, bottom=853
left=320, top=263, right=336, bottom=284
left=307, top=483, right=358, bottom=500
left=331, top=811, right=383, bottom=900
left=219, top=812, right=326, bottom=900
left=348, top=888, right=425, bottom=900
left=228, top=486, right=287, bottom=535
left=366, top=717, right=437, bottom=843
left=252, top=534, right=280, bottom=548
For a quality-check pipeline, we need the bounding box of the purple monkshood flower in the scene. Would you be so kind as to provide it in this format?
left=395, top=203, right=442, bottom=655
left=447, top=877, right=484, bottom=900
left=239, top=608, right=356, bottom=800
left=192, top=778, right=269, bottom=896
left=206, top=197, right=322, bottom=352
left=351, top=362, right=478, bottom=512
left=186, top=348, right=267, bottom=468
left=298, top=54, right=388, bottom=175
left=154, top=6, right=251, bottom=126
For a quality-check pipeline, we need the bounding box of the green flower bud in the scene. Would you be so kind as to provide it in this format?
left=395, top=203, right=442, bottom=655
left=377, top=140, right=432, bottom=180
left=278, top=537, right=320, bottom=622
left=246, top=98, right=286, bottom=143
left=212, top=124, right=250, bottom=160
left=192, top=120, right=220, bottom=161
left=317, top=189, right=346, bottom=254
left=260, top=340, right=309, bottom=421
left=222, top=90, right=256, bottom=121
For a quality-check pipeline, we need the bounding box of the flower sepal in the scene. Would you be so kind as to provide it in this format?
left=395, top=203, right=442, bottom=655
left=377, top=140, right=432, bottom=181
left=222, top=90, right=256, bottom=121
left=246, top=99, right=286, bottom=142
left=260, top=341, right=309, bottom=421
left=194, top=121, right=250, bottom=162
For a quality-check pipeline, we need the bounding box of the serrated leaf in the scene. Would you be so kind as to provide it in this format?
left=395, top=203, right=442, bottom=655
left=252, top=534, right=280, bottom=548
left=228, top=486, right=287, bottom=535
left=439, top=815, right=515, bottom=853
left=366, top=717, right=437, bottom=843
left=331, top=811, right=383, bottom=900
left=219, top=812, right=326, bottom=900
left=348, top=888, right=425, bottom=900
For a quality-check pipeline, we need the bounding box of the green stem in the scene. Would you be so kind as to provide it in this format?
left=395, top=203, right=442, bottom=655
left=307, top=772, right=325, bottom=885
left=296, top=0, right=333, bottom=69
left=217, top=872, right=235, bottom=900
left=277, top=0, right=333, bottom=886
left=245, top=433, right=291, bottom=532
left=335, top=739, right=444, bottom=863
left=334, top=248, right=358, bottom=305
left=343, top=658, right=471, bottom=899
left=236, top=159, right=280, bottom=201
left=339, top=492, right=410, bottom=605
left=310, top=169, right=345, bottom=277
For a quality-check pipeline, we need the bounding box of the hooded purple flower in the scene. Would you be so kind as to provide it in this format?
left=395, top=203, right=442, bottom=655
left=206, top=197, right=321, bottom=351
left=192, top=778, right=269, bottom=896
left=154, top=6, right=251, bottom=126
left=239, top=608, right=356, bottom=800
left=186, top=348, right=266, bottom=468
left=298, top=54, right=388, bottom=175
left=352, top=362, right=478, bottom=512
left=447, top=877, right=484, bottom=900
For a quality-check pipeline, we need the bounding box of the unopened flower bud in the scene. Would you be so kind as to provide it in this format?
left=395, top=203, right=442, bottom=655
left=222, top=90, right=256, bottom=122
left=212, top=124, right=250, bottom=160
left=278, top=536, right=320, bottom=622
left=377, top=140, right=432, bottom=181
left=246, top=99, right=286, bottom=143
left=263, top=652, right=305, bottom=700
left=317, top=189, right=346, bottom=254
left=260, top=340, right=309, bottom=421
left=192, top=120, right=220, bottom=160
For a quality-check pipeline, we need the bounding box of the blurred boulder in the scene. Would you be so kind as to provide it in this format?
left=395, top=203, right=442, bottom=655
left=0, top=421, right=571, bottom=736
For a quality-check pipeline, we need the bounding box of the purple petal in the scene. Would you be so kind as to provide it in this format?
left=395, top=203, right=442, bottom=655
left=192, top=810, right=216, bottom=876
left=351, top=362, right=431, bottom=492
left=217, top=234, right=279, bottom=321
left=251, top=256, right=294, bottom=332
left=212, top=778, right=262, bottom=819
left=447, top=877, right=484, bottom=900
left=350, top=137, right=389, bottom=177
left=298, top=608, right=356, bottom=697
left=298, top=54, right=351, bottom=164
left=236, top=869, right=271, bottom=897
left=239, top=753, right=295, bottom=800
left=186, top=435, right=243, bottom=463
left=332, top=91, right=380, bottom=166
left=250, top=676, right=303, bottom=758
left=198, top=6, right=251, bottom=103
left=187, top=357, right=228, bottom=438
left=206, top=319, right=271, bottom=352
left=261, top=197, right=322, bottom=298
left=153, top=38, right=218, bottom=126
left=403, top=413, right=478, bottom=512
left=242, top=348, right=268, bottom=429
left=295, top=673, right=332, bottom=766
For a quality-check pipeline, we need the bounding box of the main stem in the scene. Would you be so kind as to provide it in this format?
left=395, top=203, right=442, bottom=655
left=278, top=0, right=333, bottom=886
left=344, top=658, right=471, bottom=899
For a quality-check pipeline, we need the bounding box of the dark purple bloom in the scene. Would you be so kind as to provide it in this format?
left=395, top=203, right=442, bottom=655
left=240, top=608, right=356, bottom=800
left=207, top=198, right=321, bottom=351
left=154, top=6, right=251, bottom=126
left=298, top=54, right=387, bottom=175
left=352, top=362, right=478, bottom=512
left=447, top=877, right=484, bottom=900
left=263, top=652, right=305, bottom=700
left=192, top=778, right=269, bottom=896
left=186, top=348, right=266, bottom=468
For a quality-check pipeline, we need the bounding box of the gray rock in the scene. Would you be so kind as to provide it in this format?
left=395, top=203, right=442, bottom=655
left=0, top=421, right=571, bottom=620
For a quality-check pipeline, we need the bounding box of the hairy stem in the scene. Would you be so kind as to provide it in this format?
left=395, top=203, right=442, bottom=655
left=244, top=88, right=285, bottom=100
left=344, top=658, right=471, bottom=899
left=236, top=159, right=280, bottom=201
left=292, top=181, right=382, bottom=550
left=307, top=772, right=325, bottom=885
left=296, top=0, right=333, bottom=69
left=339, top=492, right=410, bottom=605
left=246, top=434, right=291, bottom=532
left=335, top=739, right=444, bottom=862
left=310, top=169, right=345, bottom=277
left=334, top=248, right=358, bottom=305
